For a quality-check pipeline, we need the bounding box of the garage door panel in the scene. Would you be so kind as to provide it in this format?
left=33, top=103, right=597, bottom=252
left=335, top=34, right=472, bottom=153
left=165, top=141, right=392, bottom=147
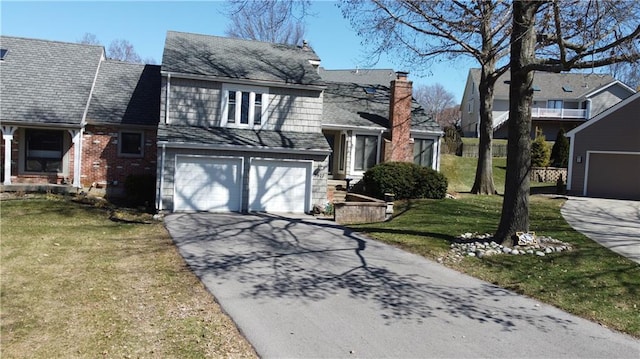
left=587, top=153, right=640, bottom=200
left=174, top=157, right=242, bottom=212
left=249, top=160, right=310, bottom=213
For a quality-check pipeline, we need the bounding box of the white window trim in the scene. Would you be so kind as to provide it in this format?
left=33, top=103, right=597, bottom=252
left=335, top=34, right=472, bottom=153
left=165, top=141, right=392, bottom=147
left=349, top=131, right=382, bottom=176
left=118, top=130, right=144, bottom=157
left=220, top=83, right=269, bottom=129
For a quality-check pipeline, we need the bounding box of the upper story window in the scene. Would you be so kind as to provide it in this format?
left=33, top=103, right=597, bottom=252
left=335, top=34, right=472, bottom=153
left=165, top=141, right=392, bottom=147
left=119, top=131, right=144, bottom=157
left=222, top=84, right=269, bottom=128
left=548, top=100, right=563, bottom=109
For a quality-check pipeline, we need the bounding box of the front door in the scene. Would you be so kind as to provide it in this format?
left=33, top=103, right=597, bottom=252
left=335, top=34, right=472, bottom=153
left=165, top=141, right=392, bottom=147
left=323, top=131, right=346, bottom=179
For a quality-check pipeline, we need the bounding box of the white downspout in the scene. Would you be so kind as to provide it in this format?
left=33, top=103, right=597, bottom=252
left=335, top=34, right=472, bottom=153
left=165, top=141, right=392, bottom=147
left=157, top=143, right=166, bottom=211
left=165, top=73, right=171, bottom=124
left=377, top=130, right=384, bottom=164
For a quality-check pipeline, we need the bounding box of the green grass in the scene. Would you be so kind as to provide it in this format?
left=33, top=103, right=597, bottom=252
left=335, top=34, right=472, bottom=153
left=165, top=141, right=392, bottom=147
left=351, top=195, right=640, bottom=337
left=1, top=195, right=257, bottom=358
left=440, top=154, right=556, bottom=194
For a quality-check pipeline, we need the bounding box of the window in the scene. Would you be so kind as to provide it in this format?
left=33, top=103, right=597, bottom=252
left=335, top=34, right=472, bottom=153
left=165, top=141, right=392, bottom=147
left=548, top=100, right=563, bottom=109
left=0, top=48, right=7, bottom=60
left=413, top=138, right=434, bottom=168
left=354, top=135, right=378, bottom=171
left=222, top=84, right=268, bottom=128
left=467, top=100, right=473, bottom=113
left=25, top=129, right=63, bottom=173
left=119, top=131, right=143, bottom=156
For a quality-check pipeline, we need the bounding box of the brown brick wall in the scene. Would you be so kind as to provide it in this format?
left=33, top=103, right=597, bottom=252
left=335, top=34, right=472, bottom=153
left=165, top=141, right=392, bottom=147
left=81, top=125, right=157, bottom=190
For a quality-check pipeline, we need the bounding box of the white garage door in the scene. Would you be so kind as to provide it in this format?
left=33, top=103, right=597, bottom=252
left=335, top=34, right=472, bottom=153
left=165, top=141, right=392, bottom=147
left=174, top=156, right=243, bottom=212
left=249, top=159, right=311, bottom=213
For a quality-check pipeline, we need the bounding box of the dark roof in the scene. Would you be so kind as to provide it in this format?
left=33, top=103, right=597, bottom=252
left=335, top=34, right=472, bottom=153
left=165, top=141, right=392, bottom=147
left=158, top=125, right=331, bottom=152
left=86, top=61, right=161, bottom=126
left=322, top=82, right=441, bottom=133
left=162, top=31, right=325, bottom=87
left=319, top=68, right=396, bottom=86
left=0, top=36, right=103, bottom=125
left=469, top=68, right=625, bottom=100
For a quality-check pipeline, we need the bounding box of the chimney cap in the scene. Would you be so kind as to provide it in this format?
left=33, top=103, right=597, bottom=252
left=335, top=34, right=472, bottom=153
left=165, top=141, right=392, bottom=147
left=395, top=71, right=409, bottom=80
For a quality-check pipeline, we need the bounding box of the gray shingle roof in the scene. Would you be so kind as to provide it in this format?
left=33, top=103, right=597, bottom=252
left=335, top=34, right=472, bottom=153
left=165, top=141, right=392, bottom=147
left=319, top=68, right=396, bottom=86
left=158, top=125, right=331, bottom=152
left=0, top=36, right=103, bottom=125
left=469, top=68, right=623, bottom=100
left=323, top=82, right=441, bottom=133
left=162, top=31, right=325, bottom=87
left=86, top=61, right=160, bottom=126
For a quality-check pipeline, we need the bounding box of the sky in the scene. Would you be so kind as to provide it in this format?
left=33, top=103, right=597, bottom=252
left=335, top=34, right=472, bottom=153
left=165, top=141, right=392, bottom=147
left=1, top=1, right=475, bottom=102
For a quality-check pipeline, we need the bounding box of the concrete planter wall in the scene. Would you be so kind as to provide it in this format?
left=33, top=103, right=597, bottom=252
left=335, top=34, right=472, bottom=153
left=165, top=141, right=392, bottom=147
left=333, top=193, right=392, bottom=225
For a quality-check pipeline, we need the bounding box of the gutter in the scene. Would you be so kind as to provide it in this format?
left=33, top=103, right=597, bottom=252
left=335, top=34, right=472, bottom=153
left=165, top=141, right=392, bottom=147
left=157, top=141, right=331, bottom=156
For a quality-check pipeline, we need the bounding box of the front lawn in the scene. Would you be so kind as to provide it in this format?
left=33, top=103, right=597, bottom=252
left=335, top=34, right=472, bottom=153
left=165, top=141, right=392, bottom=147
left=351, top=194, right=640, bottom=337
left=1, top=195, right=257, bottom=358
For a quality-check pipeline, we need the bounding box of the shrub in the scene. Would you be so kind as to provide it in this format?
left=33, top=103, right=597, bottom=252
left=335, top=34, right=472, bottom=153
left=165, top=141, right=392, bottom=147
left=124, top=174, right=156, bottom=207
left=361, top=162, right=448, bottom=200
left=531, top=130, right=550, bottom=167
left=550, top=128, right=570, bottom=167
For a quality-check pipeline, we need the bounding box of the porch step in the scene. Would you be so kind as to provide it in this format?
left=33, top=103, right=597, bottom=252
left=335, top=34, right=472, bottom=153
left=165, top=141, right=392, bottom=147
left=327, top=179, right=348, bottom=203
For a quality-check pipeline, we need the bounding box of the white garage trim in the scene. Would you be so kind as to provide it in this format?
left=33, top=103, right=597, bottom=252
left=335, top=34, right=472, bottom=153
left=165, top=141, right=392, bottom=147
left=174, top=155, right=244, bottom=212
left=583, top=151, right=640, bottom=196
left=248, top=158, right=313, bottom=213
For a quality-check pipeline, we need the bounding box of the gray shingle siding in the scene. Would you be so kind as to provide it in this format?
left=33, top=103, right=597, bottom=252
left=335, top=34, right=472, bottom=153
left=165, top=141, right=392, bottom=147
left=0, top=36, right=103, bottom=125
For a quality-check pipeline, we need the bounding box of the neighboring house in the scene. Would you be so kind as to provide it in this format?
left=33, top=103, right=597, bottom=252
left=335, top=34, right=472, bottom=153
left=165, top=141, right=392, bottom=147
left=155, top=31, right=331, bottom=213
left=565, top=92, right=640, bottom=200
left=320, top=70, right=442, bottom=182
left=0, top=36, right=159, bottom=196
left=460, top=69, right=636, bottom=139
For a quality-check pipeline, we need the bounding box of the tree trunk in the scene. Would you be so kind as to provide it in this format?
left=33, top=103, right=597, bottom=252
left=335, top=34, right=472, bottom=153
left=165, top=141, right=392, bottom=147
left=495, top=1, right=540, bottom=246
left=471, top=65, right=497, bottom=195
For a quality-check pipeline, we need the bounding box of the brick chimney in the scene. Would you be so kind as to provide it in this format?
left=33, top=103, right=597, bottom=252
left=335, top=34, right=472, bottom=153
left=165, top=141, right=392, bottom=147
left=388, top=71, right=413, bottom=162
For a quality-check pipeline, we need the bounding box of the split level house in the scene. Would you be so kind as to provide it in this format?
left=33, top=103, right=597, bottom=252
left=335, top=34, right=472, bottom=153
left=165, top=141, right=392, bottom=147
left=460, top=68, right=636, bottom=140
left=1, top=32, right=442, bottom=214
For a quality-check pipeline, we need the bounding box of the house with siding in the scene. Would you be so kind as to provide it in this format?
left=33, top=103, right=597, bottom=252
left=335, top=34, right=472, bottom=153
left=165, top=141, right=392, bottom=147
left=460, top=69, right=636, bottom=139
left=0, top=36, right=159, bottom=196
left=565, top=92, right=640, bottom=200
left=1, top=32, right=442, bottom=214
left=320, top=72, right=442, bottom=182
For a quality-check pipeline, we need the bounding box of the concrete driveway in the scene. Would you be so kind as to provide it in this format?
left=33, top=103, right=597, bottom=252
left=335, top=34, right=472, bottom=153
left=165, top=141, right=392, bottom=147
left=562, top=197, right=640, bottom=264
left=165, top=212, right=640, bottom=358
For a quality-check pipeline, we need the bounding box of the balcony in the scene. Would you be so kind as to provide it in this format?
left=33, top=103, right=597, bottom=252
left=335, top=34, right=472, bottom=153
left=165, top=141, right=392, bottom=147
left=532, top=108, right=587, bottom=119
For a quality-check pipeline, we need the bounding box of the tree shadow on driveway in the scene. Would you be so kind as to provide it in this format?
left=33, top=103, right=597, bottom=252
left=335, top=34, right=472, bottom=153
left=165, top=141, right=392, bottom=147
left=165, top=212, right=574, bottom=333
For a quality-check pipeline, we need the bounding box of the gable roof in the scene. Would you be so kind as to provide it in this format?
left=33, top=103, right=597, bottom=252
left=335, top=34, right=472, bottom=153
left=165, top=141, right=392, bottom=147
left=566, top=91, right=640, bottom=137
left=468, top=68, right=631, bottom=101
left=162, top=31, right=325, bottom=88
left=322, top=82, right=441, bottom=134
left=86, top=61, right=161, bottom=126
left=319, top=68, right=396, bottom=86
left=0, top=35, right=104, bottom=126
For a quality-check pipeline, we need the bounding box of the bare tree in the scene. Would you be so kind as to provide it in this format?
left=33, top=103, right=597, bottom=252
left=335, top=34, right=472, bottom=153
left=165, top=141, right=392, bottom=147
left=413, top=84, right=458, bottom=127
left=78, top=33, right=153, bottom=64
left=608, top=61, right=640, bottom=90
left=78, top=32, right=101, bottom=45
left=224, top=0, right=311, bottom=45
left=341, top=0, right=512, bottom=195
left=108, top=39, right=143, bottom=63
left=496, top=0, right=640, bottom=245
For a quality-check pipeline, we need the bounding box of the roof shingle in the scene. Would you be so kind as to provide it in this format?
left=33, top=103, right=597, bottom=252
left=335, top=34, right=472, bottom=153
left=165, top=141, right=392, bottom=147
left=162, top=31, right=324, bottom=87
left=0, top=36, right=103, bottom=125
left=86, top=61, right=161, bottom=126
